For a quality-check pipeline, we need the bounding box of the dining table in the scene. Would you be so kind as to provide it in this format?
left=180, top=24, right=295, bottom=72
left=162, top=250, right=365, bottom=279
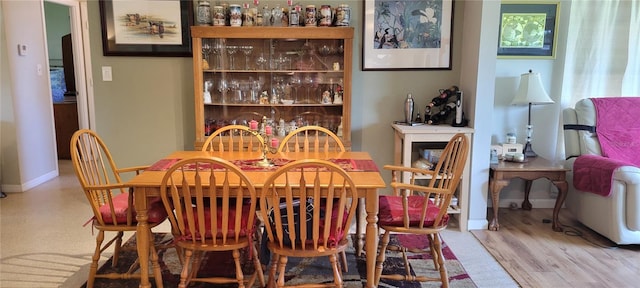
left=128, top=150, right=386, bottom=288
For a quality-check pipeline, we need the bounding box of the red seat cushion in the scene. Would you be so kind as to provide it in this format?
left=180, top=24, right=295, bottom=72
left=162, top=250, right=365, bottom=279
left=98, top=193, right=167, bottom=225
left=378, top=195, right=449, bottom=227
left=181, top=204, right=254, bottom=240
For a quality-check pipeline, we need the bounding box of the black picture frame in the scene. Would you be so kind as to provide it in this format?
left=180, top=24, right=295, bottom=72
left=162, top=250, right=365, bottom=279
left=362, top=0, right=454, bottom=70
left=497, top=2, right=559, bottom=59
left=99, top=0, right=193, bottom=57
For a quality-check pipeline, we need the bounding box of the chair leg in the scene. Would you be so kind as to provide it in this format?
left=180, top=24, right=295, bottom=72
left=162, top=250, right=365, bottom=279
left=230, top=249, right=246, bottom=288
left=427, top=234, right=439, bottom=270
left=433, top=234, right=449, bottom=288
left=340, top=251, right=348, bottom=273
left=251, top=241, right=266, bottom=287
left=87, top=231, right=105, bottom=288
left=267, top=253, right=279, bottom=288
left=112, top=231, right=124, bottom=267
left=374, top=231, right=391, bottom=286
left=276, top=255, right=288, bottom=288
left=149, top=232, right=163, bottom=288
left=178, top=249, right=193, bottom=288
left=329, top=254, right=344, bottom=288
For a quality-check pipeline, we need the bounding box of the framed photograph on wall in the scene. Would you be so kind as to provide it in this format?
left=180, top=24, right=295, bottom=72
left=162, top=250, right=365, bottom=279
left=99, top=0, right=193, bottom=57
left=497, top=2, right=559, bottom=59
left=362, top=0, right=454, bottom=70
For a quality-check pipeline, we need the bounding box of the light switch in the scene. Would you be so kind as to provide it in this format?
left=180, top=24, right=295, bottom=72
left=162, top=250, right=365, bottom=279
left=102, top=66, right=112, bottom=81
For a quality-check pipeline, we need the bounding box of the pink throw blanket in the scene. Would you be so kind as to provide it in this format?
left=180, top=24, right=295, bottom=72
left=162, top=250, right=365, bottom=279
left=591, top=97, right=640, bottom=166
left=573, top=97, right=640, bottom=196
left=573, top=155, right=632, bottom=197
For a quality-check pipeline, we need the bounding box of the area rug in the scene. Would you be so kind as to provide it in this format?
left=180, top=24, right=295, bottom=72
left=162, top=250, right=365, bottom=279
left=83, top=233, right=476, bottom=287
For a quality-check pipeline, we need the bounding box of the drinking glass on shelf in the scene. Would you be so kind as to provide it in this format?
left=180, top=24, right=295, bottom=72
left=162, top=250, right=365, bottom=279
left=241, top=46, right=254, bottom=70
left=229, top=79, right=241, bottom=103
left=250, top=78, right=263, bottom=103
left=226, top=45, right=238, bottom=70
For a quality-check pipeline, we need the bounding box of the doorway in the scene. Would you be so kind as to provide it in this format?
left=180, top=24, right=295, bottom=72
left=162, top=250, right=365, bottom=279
left=43, top=0, right=92, bottom=159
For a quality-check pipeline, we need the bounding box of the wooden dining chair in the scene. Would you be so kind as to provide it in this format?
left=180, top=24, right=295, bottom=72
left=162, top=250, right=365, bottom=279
left=260, top=159, right=358, bottom=288
left=201, top=124, right=264, bottom=152
left=159, top=157, right=265, bottom=288
left=277, top=126, right=345, bottom=153
left=374, top=133, right=469, bottom=288
left=70, top=129, right=167, bottom=288
left=277, top=125, right=350, bottom=269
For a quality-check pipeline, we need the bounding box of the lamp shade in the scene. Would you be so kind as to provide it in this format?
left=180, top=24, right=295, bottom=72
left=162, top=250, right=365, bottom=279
left=511, top=70, right=554, bottom=105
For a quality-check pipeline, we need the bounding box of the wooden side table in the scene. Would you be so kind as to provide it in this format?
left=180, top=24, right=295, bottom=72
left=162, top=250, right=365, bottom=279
left=489, top=157, right=569, bottom=232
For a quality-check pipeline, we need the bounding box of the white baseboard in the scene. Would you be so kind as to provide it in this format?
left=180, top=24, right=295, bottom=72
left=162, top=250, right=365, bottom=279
left=1, top=169, right=58, bottom=193
left=467, top=219, right=489, bottom=231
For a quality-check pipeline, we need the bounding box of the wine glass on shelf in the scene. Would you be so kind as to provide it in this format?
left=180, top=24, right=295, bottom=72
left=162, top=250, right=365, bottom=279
left=217, top=78, right=228, bottom=103
left=241, top=45, right=254, bottom=70
left=226, top=45, right=238, bottom=70
left=212, top=39, right=224, bottom=69
left=289, top=74, right=301, bottom=103
left=303, top=74, right=315, bottom=104
left=202, top=41, right=212, bottom=68
left=318, top=44, right=331, bottom=67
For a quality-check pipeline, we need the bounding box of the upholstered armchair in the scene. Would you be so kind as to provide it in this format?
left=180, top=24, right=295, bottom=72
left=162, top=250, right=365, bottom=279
left=562, top=97, right=640, bottom=244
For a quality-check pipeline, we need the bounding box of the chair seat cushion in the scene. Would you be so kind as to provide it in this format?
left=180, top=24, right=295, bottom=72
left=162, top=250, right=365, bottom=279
left=181, top=204, right=254, bottom=240
left=378, top=195, right=449, bottom=227
left=98, top=193, right=167, bottom=225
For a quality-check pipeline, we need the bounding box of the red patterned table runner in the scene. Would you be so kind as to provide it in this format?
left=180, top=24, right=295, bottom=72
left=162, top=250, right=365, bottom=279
left=147, top=158, right=378, bottom=172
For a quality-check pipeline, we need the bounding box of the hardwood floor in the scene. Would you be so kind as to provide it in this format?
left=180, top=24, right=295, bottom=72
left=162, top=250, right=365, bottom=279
left=472, top=208, right=640, bottom=288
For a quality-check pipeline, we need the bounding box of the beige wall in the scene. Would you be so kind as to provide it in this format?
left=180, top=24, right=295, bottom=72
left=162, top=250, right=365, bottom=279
left=1, top=0, right=58, bottom=191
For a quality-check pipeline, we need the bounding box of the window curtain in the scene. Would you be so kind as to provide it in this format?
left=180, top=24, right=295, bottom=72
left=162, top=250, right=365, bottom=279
left=562, top=0, right=639, bottom=107
left=556, top=0, right=639, bottom=159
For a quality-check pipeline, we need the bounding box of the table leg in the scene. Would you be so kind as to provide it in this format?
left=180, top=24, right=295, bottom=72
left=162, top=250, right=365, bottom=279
left=355, top=198, right=365, bottom=257
left=134, top=188, right=152, bottom=288
left=489, top=179, right=508, bottom=231
left=522, top=180, right=533, bottom=210
left=552, top=180, right=568, bottom=232
left=365, top=191, right=379, bottom=288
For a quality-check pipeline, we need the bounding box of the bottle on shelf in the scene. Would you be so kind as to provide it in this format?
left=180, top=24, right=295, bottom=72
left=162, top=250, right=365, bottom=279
left=427, top=102, right=456, bottom=125
left=424, top=106, right=432, bottom=123
left=404, top=93, right=414, bottom=124
left=415, top=112, right=422, bottom=123
left=426, top=86, right=459, bottom=108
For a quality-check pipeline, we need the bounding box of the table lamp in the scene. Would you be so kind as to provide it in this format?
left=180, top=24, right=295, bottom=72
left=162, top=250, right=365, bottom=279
left=510, top=70, right=554, bottom=157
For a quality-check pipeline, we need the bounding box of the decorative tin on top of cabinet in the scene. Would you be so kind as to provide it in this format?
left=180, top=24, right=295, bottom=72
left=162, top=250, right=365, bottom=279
left=191, top=26, right=354, bottom=150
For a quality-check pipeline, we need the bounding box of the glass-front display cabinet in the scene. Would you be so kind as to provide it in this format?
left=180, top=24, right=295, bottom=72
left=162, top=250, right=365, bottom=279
left=191, top=26, right=354, bottom=150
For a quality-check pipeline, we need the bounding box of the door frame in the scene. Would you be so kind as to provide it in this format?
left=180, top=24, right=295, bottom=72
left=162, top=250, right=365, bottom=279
left=45, top=0, right=94, bottom=131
